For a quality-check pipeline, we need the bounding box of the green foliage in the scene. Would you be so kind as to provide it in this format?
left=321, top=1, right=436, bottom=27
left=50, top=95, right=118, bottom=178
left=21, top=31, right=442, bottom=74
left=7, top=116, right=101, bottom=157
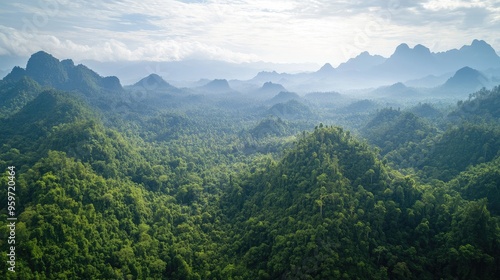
left=452, top=86, right=500, bottom=121
left=448, top=157, right=500, bottom=215
left=0, top=77, right=42, bottom=118
left=363, top=108, right=437, bottom=155
left=268, top=100, right=314, bottom=120
left=419, top=122, right=500, bottom=180
left=409, top=103, right=443, bottom=119
left=1, top=69, right=499, bottom=279
left=249, top=117, right=289, bottom=139
left=222, top=126, right=500, bottom=279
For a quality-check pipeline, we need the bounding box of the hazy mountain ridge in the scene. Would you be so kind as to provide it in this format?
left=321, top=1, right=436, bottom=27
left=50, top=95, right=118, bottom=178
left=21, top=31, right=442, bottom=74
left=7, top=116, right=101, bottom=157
left=5, top=39, right=499, bottom=101
left=1, top=47, right=500, bottom=279
left=240, top=39, right=500, bottom=92
left=196, top=79, right=236, bottom=94
left=336, top=51, right=387, bottom=72
left=251, top=82, right=288, bottom=100
left=437, top=66, right=490, bottom=94
left=131, top=74, right=177, bottom=90
left=80, top=59, right=318, bottom=85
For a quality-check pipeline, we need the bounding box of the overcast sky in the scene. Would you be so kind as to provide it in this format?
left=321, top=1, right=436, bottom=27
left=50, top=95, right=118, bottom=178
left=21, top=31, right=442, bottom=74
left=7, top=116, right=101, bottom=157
left=1, top=0, right=499, bottom=67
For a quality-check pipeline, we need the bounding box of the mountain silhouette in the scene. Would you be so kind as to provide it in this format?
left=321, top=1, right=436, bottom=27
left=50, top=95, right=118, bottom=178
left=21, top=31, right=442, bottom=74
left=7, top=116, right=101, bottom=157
left=436, top=39, right=500, bottom=71
left=3, top=51, right=123, bottom=93
left=373, top=43, right=438, bottom=80
left=316, top=63, right=336, bottom=76
left=438, top=67, right=490, bottom=95
left=198, top=79, right=234, bottom=94
left=373, top=40, right=500, bottom=83
left=252, top=82, right=288, bottom=99
left=129, top=74, right=180, bottom=93
left=372, top=82, right=420, bottom=98
left=267, top=91, right=301, bottom=105
left=251, top=70, right=293, bottom=85
left=246, top=39, right=500, bottom=91
left=267, top=99, right=313, bottom=119
left=336, top=51, right=386, bottom=72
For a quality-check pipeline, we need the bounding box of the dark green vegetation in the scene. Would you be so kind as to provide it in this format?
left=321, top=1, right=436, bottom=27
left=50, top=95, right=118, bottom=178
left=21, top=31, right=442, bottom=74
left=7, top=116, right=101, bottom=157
left=0, top=53, right=499, bottom=279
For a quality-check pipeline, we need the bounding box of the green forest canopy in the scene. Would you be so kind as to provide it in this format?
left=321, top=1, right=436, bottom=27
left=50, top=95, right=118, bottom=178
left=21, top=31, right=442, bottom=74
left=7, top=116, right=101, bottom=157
left=0, top=72, right=499, bottom=279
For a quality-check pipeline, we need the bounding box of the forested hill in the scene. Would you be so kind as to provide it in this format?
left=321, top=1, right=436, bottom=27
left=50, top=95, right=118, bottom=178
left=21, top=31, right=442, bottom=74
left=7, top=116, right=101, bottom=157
left=450, top=85, right=500, bottom=120
left=361, top=86, right=500, bottom=180
left=2, top=52, right=126, bottom=116
left=222, top=126, right=500, bottom=279
left=0, top=77, right=42, bottom=118
left=4, top=51, right=123, bottom=93
left=0, top=53, right=500, bottom=279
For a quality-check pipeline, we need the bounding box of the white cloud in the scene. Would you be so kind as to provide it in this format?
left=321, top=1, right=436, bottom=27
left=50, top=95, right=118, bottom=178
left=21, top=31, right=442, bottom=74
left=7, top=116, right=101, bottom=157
left=0, top=0, right=499, bottom=65
left=423, top=0, right=486, bottom=11
left=0, top=24, right=257, bottom=63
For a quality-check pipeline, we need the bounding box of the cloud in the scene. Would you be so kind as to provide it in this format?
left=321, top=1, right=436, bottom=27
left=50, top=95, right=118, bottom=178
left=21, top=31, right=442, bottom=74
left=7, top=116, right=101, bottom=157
left=0, top=24, right=258, bottom=63
left=0, top=0, right=499, bottom=65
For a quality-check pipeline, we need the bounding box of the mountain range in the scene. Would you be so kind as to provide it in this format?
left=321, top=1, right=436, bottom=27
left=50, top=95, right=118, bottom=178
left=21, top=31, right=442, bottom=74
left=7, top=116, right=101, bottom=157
left=2, top=39, right=499, bottom=103
left=251, top=39, right=500, bottom=91
left=4, top=39, right=497, bottom=93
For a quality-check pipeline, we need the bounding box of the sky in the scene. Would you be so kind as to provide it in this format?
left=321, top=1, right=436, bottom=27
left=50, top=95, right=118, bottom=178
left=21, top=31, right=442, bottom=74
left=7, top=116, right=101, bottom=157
left=0, top=0, right=500, bottom=67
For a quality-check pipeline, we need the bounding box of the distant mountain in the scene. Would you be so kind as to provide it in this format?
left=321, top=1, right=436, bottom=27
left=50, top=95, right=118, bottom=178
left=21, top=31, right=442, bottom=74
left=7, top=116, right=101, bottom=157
left=438, top=67, right=490, bottom=95
left=405, top=74, right=452, bottom=88
left=267, top=91, right=301, bottom=105
left=133, top=74, right=171, bottom=88
left=315, top=63, right=335, bottom=76
left=80, top=59, right=318, bottom=85
left=409, top=103, right=443, bottom=119
left=251, top=82, right=287, bottom=99
left=338, top=99, right=380, bottom=114
left=304, top=91, right=342, bottom=104
left=373, top=44, right=438, bottom=80
left=249, top=117, right=289, bottom=139
left=246, top=39, right=500, bottom=91
left=261, top=81, right=287, bottom=91
left=3, top=51, right=123, bottom=93
left=5, top=40, right=500, bottom=98
left=336, top=51, right=386, bottom=72
left=372, top=40, right=500, bottom=83
left=435, top=39, right=500, bottom=71
left=127, top=74, right=181, bottom=93
left=267, top=99, right=313, bottom=119
left=251, top=70, right=293, bottom=85
left=372, top=82, right=420, bottom=98
left=197, top=79, right=235, bottom=94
